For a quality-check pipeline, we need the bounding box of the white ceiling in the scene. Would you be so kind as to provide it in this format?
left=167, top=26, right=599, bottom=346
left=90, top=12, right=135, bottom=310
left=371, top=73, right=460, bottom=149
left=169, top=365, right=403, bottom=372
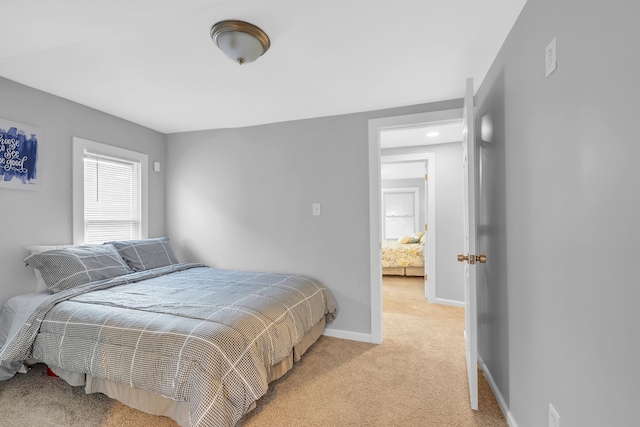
left=381, top=161, right=426, bottom=181
left=380, top=120, right=464, bottom=149
left=0, top=0, right=527, bottom=134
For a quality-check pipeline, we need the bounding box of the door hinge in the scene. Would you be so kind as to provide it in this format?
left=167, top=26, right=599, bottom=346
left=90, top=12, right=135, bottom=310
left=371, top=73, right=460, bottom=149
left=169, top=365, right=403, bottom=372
left=424, top=173, right=429, bottom=181
left=424, top=224, right=428, bottom=231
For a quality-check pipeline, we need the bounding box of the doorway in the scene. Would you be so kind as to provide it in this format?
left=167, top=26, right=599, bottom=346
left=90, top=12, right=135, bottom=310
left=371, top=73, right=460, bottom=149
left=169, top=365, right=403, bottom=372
left=380, top=155, right=434, bottom=300
left=368, top=108, right=464, bottom=344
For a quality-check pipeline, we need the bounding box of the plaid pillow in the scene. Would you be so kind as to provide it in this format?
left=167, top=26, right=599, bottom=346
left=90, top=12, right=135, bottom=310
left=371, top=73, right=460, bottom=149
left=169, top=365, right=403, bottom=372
left=26, top=245, right=75, bottom=292
left=24, top=244, right=132, bottom=293
left=108, top=237, right=179, bottom=271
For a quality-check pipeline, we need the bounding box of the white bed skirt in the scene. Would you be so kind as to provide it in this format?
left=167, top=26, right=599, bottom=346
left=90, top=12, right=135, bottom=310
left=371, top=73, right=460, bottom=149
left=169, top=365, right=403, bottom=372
left=382, top=266, right=424, bottom=276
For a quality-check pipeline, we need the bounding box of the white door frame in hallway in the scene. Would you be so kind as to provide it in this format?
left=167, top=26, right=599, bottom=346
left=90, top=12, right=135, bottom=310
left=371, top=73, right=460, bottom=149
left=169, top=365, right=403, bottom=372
left=381, top=153, right=435, bottom=301
left=368, top=108, right=463, bottom=344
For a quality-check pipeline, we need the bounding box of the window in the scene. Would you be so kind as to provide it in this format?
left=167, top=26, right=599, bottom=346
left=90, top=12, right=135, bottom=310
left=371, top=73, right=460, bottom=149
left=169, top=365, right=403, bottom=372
left=73, top=137, right=148, bottom=244
left=382, top=188, right=419, bottom=240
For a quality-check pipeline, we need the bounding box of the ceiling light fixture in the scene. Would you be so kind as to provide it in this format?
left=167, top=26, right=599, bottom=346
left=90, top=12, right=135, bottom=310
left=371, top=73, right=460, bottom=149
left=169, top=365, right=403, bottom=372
left=210, top=20, right=270, bottom=65
left=426, top=131, right=440, bottom=138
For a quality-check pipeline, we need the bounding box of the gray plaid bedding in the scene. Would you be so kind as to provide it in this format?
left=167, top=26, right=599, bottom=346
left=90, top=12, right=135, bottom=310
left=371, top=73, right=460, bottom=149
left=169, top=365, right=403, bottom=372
left=0, top=263, right=337, bottom=427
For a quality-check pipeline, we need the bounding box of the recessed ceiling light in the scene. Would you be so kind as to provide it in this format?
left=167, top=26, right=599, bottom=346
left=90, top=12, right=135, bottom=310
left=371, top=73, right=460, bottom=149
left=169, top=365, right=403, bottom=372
left=426, top=131, right=439, bottom=138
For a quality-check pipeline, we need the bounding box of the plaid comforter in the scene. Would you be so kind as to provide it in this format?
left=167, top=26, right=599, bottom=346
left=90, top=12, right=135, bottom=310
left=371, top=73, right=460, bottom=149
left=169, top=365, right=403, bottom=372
left=0, top=264, right=337, bottom=427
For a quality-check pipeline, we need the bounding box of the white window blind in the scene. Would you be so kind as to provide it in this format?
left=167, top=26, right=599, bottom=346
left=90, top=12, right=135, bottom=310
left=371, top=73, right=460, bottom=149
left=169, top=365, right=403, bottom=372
left=83, top=150, right=142, bottom=244
left=383, top=189, right=418, bottom=240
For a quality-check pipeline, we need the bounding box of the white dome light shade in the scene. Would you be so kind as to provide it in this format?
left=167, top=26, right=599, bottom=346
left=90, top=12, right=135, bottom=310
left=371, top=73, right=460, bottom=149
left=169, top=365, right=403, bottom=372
left=210, top=20, right=270, bottom=65
left=216, top=31, right=264, bottom=64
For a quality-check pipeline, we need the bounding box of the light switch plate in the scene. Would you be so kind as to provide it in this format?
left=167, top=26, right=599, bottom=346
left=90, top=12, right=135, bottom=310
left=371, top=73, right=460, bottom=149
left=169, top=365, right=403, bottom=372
left=153, top=161, right=161, bottom=172
left=549, top=403, right=560, bottom=427
left=312, top=203, right=321, bottom=216
left=545, top=37, right=557, bottom=77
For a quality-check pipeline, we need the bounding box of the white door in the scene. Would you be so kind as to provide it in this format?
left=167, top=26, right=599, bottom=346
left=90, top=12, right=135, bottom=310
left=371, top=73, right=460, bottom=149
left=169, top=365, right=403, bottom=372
left=460, top=77, right=480, bottom=410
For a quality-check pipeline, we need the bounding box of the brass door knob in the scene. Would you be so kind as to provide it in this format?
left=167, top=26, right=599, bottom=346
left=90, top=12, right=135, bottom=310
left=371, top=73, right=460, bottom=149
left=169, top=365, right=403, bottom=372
left=457, top=254, right=488, bottom=264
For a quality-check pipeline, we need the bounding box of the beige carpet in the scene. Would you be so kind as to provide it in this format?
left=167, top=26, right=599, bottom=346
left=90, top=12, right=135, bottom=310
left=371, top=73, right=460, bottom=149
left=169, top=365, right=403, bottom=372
left=0, top=276, right=507, bottom=426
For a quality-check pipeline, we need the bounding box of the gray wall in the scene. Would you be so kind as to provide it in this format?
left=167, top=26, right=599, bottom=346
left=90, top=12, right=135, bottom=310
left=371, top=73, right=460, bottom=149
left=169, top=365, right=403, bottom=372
left=383, top=143, right=464, bottom=303
left=11, top=1, right=637, bottom=422
left=165, top=99, right=462, bottom=337
left=476, top=0, right=640, bottom=426
left=0, top=77, right=167, bottom=307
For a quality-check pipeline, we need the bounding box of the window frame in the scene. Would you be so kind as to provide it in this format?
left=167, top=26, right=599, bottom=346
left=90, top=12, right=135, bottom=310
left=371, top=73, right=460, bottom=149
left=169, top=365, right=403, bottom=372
left=72, top=137, right=148, bottom=245
left=381, top=187, right=419, bottom=241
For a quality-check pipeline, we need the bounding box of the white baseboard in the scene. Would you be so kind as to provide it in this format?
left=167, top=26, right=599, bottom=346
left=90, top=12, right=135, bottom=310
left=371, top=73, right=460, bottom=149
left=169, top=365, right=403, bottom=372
left=433, top=297, right=464, bottom=308
left=323, top=327, right=372, bottom=343
left=478, top=356, right=518, bottom=427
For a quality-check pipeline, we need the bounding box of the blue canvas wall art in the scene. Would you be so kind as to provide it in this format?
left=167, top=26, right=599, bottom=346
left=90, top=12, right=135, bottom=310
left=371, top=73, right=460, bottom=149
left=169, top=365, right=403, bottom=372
left=0, top=119, right=42, bottom=191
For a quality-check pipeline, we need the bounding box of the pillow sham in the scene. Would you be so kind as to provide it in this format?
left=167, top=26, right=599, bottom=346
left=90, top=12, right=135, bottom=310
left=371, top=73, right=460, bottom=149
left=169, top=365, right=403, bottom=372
left=26, top=245, right=75, bottom=292
left=108, top=237, right=179, bottom=272
left=398, top=232, right=425, bottom=244
left=24, top=244, right=132, bottom=293
left=411, top=231, right=425, bottom=240
left=406, top=231, right=425, bottom=243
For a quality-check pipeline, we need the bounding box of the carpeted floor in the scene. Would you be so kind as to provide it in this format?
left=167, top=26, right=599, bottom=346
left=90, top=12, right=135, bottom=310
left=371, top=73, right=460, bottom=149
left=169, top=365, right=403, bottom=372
left=0, top=276, right=507, bottom=426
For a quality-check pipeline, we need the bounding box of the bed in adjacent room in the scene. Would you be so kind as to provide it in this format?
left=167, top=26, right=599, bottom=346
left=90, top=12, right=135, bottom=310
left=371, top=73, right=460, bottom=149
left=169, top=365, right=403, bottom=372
left=0, top=238, right=337, bottom=427
left=381, top=232, right=425, bottom=277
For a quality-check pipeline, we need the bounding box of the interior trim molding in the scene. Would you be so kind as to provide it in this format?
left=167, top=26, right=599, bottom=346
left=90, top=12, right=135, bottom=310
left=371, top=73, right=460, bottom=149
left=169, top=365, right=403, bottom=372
left=432, top=297, right=464, bottom=308
left=478, top=356, right=518, bottom=427
left=322, top=328, right=371, bottom=343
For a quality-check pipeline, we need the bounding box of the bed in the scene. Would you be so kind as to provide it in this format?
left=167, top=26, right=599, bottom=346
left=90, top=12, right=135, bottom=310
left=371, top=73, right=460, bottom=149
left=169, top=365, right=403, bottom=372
left=0, top=238, right=338, bottom=427
left=382, top=234, right=425, bottom=277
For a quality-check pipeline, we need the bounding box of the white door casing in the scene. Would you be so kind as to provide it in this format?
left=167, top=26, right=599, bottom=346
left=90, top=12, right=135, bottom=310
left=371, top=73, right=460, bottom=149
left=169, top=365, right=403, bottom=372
left=380, top=153, right=436, bottom=302
left=461, top=77, right=479, bottom=410
left=368, top=108, right=463, bottom=344
left=423, top=159, right=434, bottom=301
left=423, top=161, right=429, bottom=299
